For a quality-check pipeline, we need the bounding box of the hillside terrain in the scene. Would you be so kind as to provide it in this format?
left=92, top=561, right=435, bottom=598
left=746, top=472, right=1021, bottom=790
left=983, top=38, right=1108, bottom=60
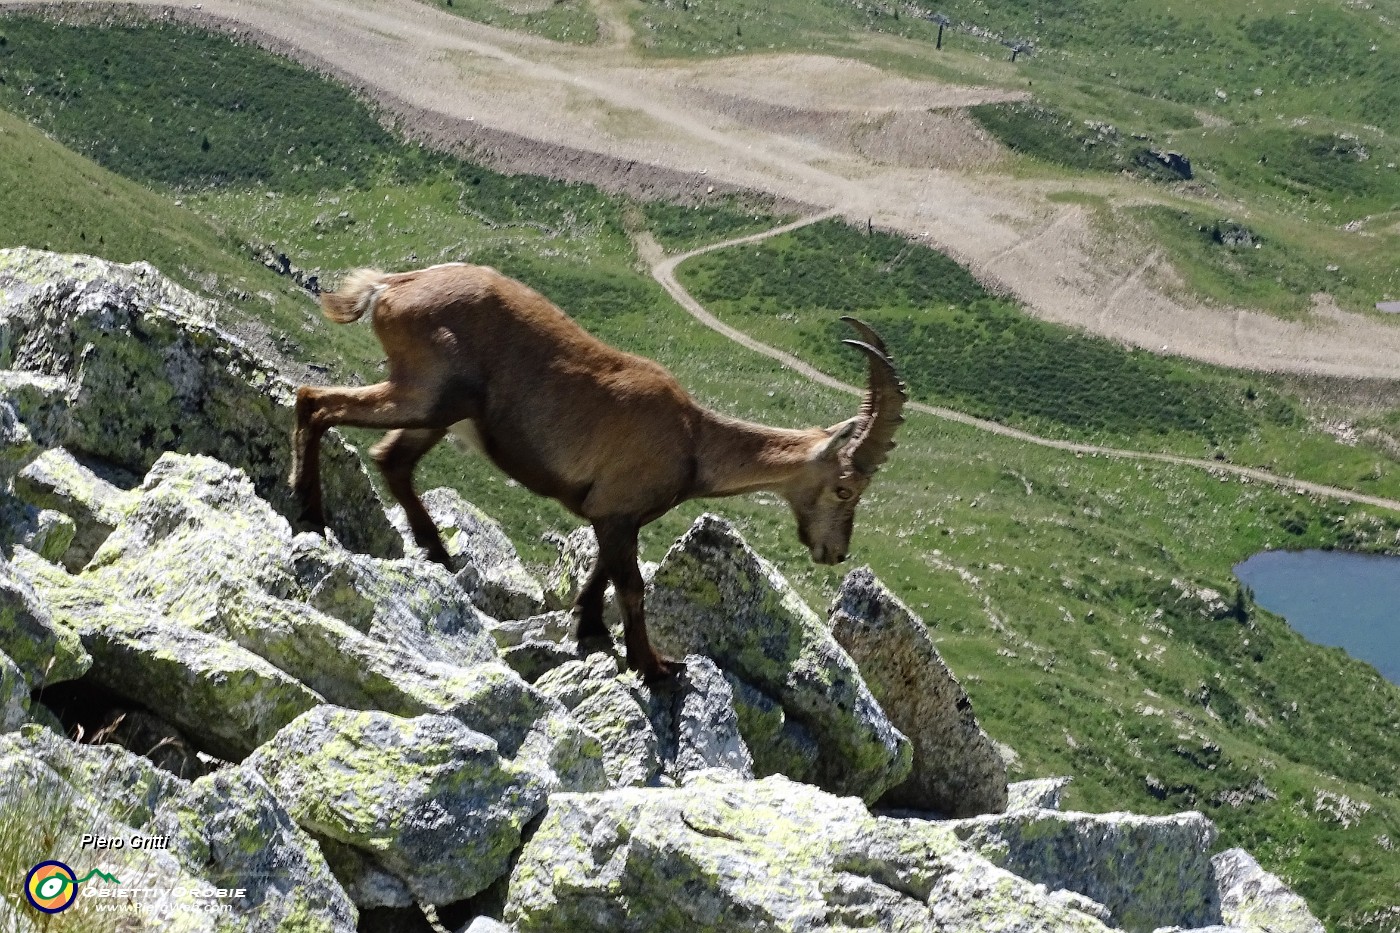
left=0, top=5, right=1398, bottom=932
left=2, top=0, right=1399, bottom=379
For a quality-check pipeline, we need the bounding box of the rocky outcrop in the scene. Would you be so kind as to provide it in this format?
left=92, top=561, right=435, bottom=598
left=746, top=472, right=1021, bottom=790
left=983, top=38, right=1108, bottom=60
left=247, top=705, right=548, bottom=906
left=0, top=724, right=356, bottom=932
left=829, top=566, right=1006, bottom=816
left=14, top=447, right=135, bottom=570
left=504, top=771, right=1115, bottom=933
left=0, top=248, right=398, bottom=557
left=390, top=487, right=545, bottom=620
left=0, top=556, right=89, bottom=689
left=647, top=514, right=911, bottom=802
left=1212, top=848, right=1325, bottom=933
left=0, top=253, right=1325, bottom=933
left=534, top=653, right=752, bottom=788
left=949, top=808, right=1220, bottom=931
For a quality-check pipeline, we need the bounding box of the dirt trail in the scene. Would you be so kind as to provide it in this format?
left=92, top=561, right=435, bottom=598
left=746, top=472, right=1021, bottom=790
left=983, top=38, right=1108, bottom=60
left=8, top=0, right=1400, bottom=379
left=647, top=214, right=1400, bottom=514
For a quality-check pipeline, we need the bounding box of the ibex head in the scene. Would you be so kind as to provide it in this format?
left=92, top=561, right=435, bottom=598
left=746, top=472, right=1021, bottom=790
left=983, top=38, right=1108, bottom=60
left=785, top=317, right=908, bottom=565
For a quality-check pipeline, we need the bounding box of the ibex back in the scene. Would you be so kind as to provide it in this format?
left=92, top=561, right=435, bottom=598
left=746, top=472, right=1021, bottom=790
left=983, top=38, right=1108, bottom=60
left=291, top=261, right=906, bottom=682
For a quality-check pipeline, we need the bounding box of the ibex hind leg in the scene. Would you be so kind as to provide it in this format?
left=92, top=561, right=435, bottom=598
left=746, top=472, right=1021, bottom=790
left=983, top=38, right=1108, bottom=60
left=573, top=558, right=615, bottom=657
left=372, top=428, right=450, bottom=566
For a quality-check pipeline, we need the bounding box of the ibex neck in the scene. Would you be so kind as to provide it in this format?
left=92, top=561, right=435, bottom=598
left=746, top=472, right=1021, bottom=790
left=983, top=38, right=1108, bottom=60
left=694, top=410, right=822, bottom=499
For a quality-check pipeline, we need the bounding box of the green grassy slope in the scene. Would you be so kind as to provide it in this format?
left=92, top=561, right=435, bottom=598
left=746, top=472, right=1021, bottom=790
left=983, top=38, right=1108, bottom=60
left=675, top=218, right=1400, bottom=498
left=0, top=15, right=1397, bottom=931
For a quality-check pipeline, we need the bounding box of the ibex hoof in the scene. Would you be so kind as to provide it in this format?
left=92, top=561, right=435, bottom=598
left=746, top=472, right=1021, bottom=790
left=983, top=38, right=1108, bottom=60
left=577, top=633, right=617, bottom=658
left=639, top=657, right=679, bottom=687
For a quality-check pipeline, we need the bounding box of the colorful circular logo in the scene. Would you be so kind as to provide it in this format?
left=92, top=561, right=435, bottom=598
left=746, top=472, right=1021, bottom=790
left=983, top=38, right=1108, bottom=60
left=25, top=861, right=79, bottom=914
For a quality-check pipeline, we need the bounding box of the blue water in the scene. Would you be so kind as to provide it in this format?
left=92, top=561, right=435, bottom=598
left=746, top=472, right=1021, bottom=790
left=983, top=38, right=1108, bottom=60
left=1234, top=549, right=1400, bottom=685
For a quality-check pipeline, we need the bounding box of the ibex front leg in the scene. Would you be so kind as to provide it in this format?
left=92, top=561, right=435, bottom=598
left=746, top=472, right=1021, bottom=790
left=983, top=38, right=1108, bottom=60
left=594, top=518, right=673, bottom=683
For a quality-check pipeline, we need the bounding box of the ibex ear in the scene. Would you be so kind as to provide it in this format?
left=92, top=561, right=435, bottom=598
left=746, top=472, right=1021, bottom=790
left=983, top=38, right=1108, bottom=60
left=813, top=417, right=861, bottom=461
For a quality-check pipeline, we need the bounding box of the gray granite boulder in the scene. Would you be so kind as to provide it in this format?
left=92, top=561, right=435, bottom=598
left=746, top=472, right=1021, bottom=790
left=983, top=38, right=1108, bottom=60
left=247, top=705, right=549, bottom=905
left=646, top=514, right=910, bottom=802
left=830, top=566, right=1007, bottom=816
left=1006, top=777, right=1073, bottom=812
left=0, top=248, right=398, bottom=557
left=0, top=370, right=70, bottom=479
left=13, top=548, right=321, bottom=761
left=0, top=724, right=356, bottom=932
left=0, top=555, right=89, bottom=688
left=534, top=653, right=752, bottom=788
left=950, top=808, right=1220, bottom=932
left=1211, top=848, right=1324, bottom=933
left=73, top=453, right=603, bottom=792
left=288, top=530, right=499, bottom=670
left=13, top=447, right=135, bottom=569
left=0, top=649, right=30, bottom=732
left=504, top=771, right=1113, bottom=933
left=390, top=487, right=545, bottom=620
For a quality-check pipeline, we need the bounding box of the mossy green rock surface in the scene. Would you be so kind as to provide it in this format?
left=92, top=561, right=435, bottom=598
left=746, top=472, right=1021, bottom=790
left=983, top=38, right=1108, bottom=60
left=0, top=554, right=89, bottom=687
left=949, top=807, right=1219, bottom=932
left=830, top=566, right=1007, bottom=817
left=0, top=726, right=356, bottom=932
left=13, top=548, right=321, bottom=761
left=647, top=514, right=910, bottom=801
left=248, top=705, right=548, bottom=905
left=0, top=248, right=397, bottom=557
left=505, top=772, right=1114, bottom=933
left=14, top=447, right=135, bottom=569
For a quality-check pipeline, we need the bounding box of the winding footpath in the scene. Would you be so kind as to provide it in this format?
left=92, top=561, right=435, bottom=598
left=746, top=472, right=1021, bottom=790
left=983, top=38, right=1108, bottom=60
left=646, top=214, right=1400, bottom=515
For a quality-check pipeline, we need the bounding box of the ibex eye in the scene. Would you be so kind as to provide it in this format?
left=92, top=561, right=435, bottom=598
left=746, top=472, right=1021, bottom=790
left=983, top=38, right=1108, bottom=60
left=835, top=488, right=854, bottom=500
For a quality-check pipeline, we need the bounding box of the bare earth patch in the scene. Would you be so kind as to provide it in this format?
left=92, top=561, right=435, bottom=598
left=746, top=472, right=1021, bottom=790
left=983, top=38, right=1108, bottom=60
left=7, top=0, right=1400, bottom=379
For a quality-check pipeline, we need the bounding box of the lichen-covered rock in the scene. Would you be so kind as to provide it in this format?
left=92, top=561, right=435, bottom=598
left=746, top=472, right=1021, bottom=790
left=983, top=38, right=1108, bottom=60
left=13, top=548, right=321, bottom=761
left=248, top=705, right=549, bottom=905
left=0, top=555, right=89, bottom=687
left=0, top=725, right=356, bottom=932
left=830, top=566, right=1006, bottom=816
left=542, top=525, right=599, bottom=611
left=489, top=610, right=582, bottom=681
left=1211, top=848, right=1324, bottom=933
left=14, top=447, right=136, bottom=569
left=0, top=649, right=28, bottom=731
left=504, top=771, right=1113, bottom=933
left=950, top=808, right=1219, bottom=932
left=289, top=531, right=498, bottom=670
left=535, top=654, right=752, bottom=788
left=0, top=370, right=70, bottom=478
left=461, top=919, right=515, bottom=933
left=646, top=514, right=910, bottom=801
left=1006, top=777, right=1072, bottom=812
left=0, top=248, right=398, bottom=557
left=75, top=453, right=603, bottom=792
left=390, top=488, right=545, bottom=620
left=0, top=747, right=216, bottom=931
left=319, top=837, right=415, bottom=909
left=536, top=654, right=660, bottom=787
left=722, top=671, right=820, bottom=779
left=12, top=507, right=75, bottom=563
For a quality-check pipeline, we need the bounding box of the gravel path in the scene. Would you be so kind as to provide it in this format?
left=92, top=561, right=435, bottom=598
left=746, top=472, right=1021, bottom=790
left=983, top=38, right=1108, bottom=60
left=7, top=0, right=1400, bottom=379
left=646, top=214, right=1400, bottom=514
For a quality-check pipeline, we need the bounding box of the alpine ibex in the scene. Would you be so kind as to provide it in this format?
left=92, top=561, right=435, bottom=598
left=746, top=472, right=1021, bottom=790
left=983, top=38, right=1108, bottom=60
left=291, top=262, right=906, bottom=681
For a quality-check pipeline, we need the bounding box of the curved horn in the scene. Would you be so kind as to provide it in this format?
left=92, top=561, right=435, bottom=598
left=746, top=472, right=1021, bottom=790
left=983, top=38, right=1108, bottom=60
left=841, top=332, right=907, bottom=476
left=841, top=316, right=890, bottom=358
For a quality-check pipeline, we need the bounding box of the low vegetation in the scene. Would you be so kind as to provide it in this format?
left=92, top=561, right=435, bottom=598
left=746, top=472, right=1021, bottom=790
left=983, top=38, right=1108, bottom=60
left=1, top=14, right=1398, bottom=930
